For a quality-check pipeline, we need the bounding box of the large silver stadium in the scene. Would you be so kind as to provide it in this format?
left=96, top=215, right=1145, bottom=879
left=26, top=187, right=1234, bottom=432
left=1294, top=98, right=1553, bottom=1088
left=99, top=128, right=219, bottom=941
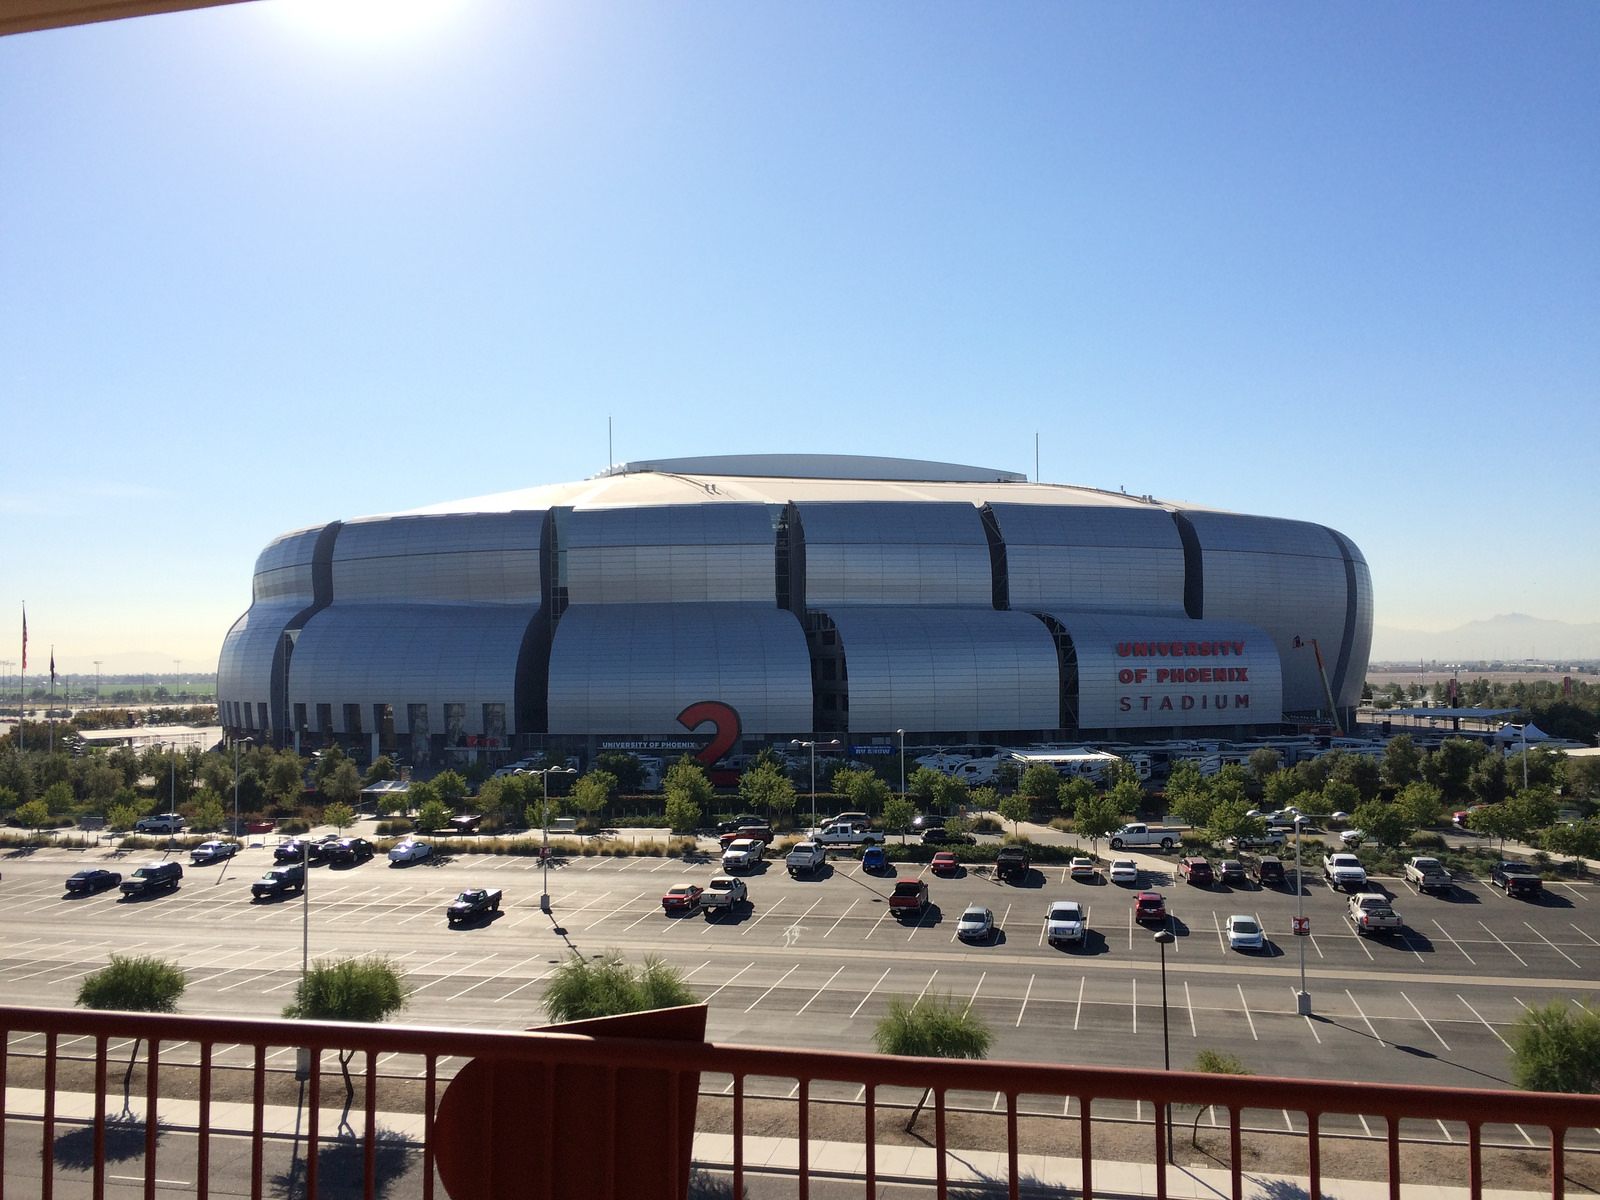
left=217, top=455, right=1372, bottom=766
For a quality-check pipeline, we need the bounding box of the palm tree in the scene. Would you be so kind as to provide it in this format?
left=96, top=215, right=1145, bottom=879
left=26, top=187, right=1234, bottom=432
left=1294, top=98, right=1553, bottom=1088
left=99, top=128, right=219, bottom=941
left=872, top=993, right=993, bottom=1131
left=283, top=956, right=409, bottom=1101
left=542, top=952, right=697, bottom=1023
left=76, top=954, right=187, bottom=1112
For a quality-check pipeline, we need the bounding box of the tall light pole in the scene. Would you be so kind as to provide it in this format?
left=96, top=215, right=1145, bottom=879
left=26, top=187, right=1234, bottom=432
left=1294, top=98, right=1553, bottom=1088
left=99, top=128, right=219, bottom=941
left=93, top=660, right=102, bottom=708
left=897, top=728, right=906, bottom=798
left=1154, top=928, right=1175, bottom=1163
left=522, top=765, right=576, bottom=914
left=791, top=738, right=841, bottom=832
left=1295, top=815, right=1311, bottom=1015
left=233, top=736, right=254, bottom=841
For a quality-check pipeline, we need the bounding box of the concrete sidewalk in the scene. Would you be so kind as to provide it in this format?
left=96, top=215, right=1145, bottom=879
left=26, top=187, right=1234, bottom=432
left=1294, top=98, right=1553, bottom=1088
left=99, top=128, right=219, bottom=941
left=5, top=1087, right=1547, bottom=1200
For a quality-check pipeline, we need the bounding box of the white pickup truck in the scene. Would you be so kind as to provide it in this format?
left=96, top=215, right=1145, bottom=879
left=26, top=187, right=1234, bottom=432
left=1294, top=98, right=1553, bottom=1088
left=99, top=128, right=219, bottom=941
left=700, top=875, right=747, bottom=915
left=1404, top=856, right=1451, bottom=894
left=1107, top=823, right=1181, bottom=851
left=1347, top=892, right=1403, bottom=935
left=807, top=822, right=886, bottom=846
left=1323, top=852, right=1368, bottom=891
left=786, top=841, right=827, bottom=876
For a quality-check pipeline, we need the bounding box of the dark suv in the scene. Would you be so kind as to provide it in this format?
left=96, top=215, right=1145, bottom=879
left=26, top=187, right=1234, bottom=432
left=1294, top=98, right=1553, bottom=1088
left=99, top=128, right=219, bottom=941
left=120, top=861, right=183, bottom=897
left=1254, top=857, right=1286, bottom=888
left=1490, top=861, right=1543, bottom=898
left=1180, top=856, right=1214, bottom=887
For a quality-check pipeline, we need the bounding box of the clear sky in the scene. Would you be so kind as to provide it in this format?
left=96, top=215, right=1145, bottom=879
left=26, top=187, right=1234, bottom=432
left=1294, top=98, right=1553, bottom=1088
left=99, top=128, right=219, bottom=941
left=2, top=0, right=1596, bottom=676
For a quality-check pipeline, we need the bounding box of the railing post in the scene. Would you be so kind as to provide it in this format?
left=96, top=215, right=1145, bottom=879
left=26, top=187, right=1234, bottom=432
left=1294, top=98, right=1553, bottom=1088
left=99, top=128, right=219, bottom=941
left=1308, top=1110, right=1322, bottom=1200
left=1155, top=1099, right=1168, bottom=1200
left=1079, top=1094, right=1093, bottom=1200
left=306, top=1046, right=319, bottom=1200
left=1386, top=1114, right=1401, bottom=1200
left=197, top=1041, right=212, bottom=1200
left=1006, top=1092, right=1019, bottom=1200
left=798, top=1077, right=811, bottom=1200
left=733, top=1074, right=745, bottom=1200
left=42, top=1030, right=57, bottom=1200
left=250, top=1043, right=265, bottom=1200
left=1229, top=1106, right=1242, bottom=1200
left=863, top=1083, right=875, bottom=1198
left=92, top=1036, right=107, bottom=1200
left=143, top=1039, right=159, bottom=1200
left=1468, top=1120, right=1482, bottom=1200
left=363, top=1048, right=378, bottom=1200
left=935, top=1087, right=948, bottom=1197
left=422, top=1054, right=437, bottom=1200
left=1551, top=1125, right=1566, bottom=1200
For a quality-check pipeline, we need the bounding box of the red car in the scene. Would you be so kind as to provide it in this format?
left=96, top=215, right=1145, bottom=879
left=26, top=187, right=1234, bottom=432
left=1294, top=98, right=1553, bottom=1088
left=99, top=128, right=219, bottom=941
left=1133, top=891, right=1167, bottom=923
left=930, top=851, right=959, bottom=876
left=661, top=884, right=704, bottom=913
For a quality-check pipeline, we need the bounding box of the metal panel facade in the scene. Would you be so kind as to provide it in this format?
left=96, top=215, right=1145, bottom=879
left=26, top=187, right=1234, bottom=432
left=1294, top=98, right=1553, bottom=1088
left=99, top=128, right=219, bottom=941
left=217, top=604, right=297, bottom=733
left=288, top=604, right=532, bottom=734
left=546, top=604, right=812, bottom=736
left=991, top=503, right=1186, bottom=614
left=1049, top=610, right=1283, bottom=729
left=251, top=527, right=322, bottom=604
left=333, top=513, right=543, bottom=605
left=560, top=504, right=775, bottom=604
left=825, top=608, right=1059, bottom=731
left=1183, top=512, right=1356, bottom=716
left=798, top=501, right=991, bottom=607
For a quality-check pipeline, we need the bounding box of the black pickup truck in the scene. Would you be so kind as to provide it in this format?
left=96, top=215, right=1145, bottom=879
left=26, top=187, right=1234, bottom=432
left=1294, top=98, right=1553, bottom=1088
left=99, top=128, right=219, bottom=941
left=995, top=847, right=1031, bottom=883
left=251, top=864, right=306, bottom=900
left=446, top=888, right=503, bottom=924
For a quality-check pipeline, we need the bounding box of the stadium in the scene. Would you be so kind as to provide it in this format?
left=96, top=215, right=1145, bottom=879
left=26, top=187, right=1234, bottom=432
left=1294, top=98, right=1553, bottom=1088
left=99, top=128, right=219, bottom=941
left=217, top=454, right=1372, bottom=767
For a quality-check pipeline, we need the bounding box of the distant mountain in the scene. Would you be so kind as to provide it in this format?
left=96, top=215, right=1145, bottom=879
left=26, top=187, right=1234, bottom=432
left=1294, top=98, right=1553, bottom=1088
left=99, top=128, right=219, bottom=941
left=1371, top=613, right=1600, bottom=663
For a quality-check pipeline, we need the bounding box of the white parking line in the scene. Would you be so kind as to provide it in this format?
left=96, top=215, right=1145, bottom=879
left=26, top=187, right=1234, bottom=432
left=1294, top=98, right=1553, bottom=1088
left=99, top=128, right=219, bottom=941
left=1557, top=882, right=1585, bottom=902
left=964, top=972, right=986, bottom=1014
left=915, top=970, right=940, bottom=1004
left=1073, top=976, right=1085, bottom=1030
left=744, top=964, right=800, bottom=1013
left=1237, top=985, right=1258, bottom=1040
left=1573, top=923, right=1600, bottom=947
left=1126, top=906, right=1134, bottom=950
left=1523, top=922, right=1582, bottom=969
left=1183, top=981, right=1197, bottom=1037
left=1478, top=921, right=1529, bottom=966
left=409, top=955, right=499, bottom=995
left=1016, top=975, right=1035, bottom=1027
left=585, top=891, right=649, bottom=929
left=1211, top=912, right=1227, bottom=953
left=447, top=960, right=518, bottom=1001
left=795, top=966, right=846, bottom=1015
left=1291, top=989, right=1323, bottom=1044
left=216, top=970, right=281, bottom=994
left=823, top=899, right=858, bottom=938
left=1432, top=920, right=1477, bottom=965
left=701, top=963, right=753, bottom=1003
left=1401, top=991, right=1452, bottom=1050
left=849, top=968, right=892, bottom=1019
left=1345, top=988, right=1385, bottom=1047
left=1457, top=994, right=1511, bottom=1050
left=1131, top=979, right=1137, bottom=1034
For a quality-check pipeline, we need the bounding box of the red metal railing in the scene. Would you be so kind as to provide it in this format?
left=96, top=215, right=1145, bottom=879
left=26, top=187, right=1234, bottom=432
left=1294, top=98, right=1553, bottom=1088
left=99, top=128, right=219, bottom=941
left=4, top=1003, right=1599, bottom=1200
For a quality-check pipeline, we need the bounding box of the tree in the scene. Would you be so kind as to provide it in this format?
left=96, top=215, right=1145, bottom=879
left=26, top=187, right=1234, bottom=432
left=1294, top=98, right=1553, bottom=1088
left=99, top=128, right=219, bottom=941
left=283, top=956, right=410, bottom=1100
left=1190, top=1049, right=1250, bottom=1144
left=321, top=760, right=362, bottom=808
left=664, top=791, right=702, bottom=833
left=267, top=752, right=306, bottom=808
left=541, top=952, right=698, bottom=1023
left=568, top=769, right=617, bottom=823
left=882, top=795, right=915, bottom=843
left=416, top=796, right=451, bottom=834
left=1164, top=761, right=1210, bottom=825
left=997, top=791, right=1031, bottom=836
left=1058, top=777, right=1095, bottom=821
left=1381, top=736, right=1424, bottom=791
left=77, top=954, right=188, bottom=1107
left=739, top=761, right=797, bottom=827
left=15, top=797, right=51, bottom=831
left=1509, top=999, right=1600, bottom=1093
left=41, top=780, right=75, bottom=817
left=185, top=789, right=226, bottom=832
left=872, top=993, right=993, bottom=1131
left=664, top=756, right=713, bottom=832
left=1203, top=799, right=1264, bottom=851
left=1209, top=765, right=1251, bottom=810
left=312, top=746, right=349, bottom=789
left=1327, top=753, right=1382, bottom=804
left=1424, top=738, right=1485, bottom=806
left=1318, top=779, right=1359, bottom=821
left=323, top=801, right=355, bottom=833
left=1349, top=799, right=1412, bottom=849
left=1075, top=789, right=1125, bottom=857
left=1469, top=754, right=1510, bottom=809
left=107, top=801, right=143, bottom=832
left=1395, top=781, right=1445, bottom=831
left=1543, top=820, right=1600, bottom=876
left=363, top=756, right=397, bottom=786
left=1263, top=769, right=1304, bottom=809
left=836, top=768, right=891, bottom=817
left=596, top=752, right=645, bottom=794
left=1017, top=764, right=1061, bottom=811
left=1247, top=748, right=1281, bottom=786
left=431, top=770, right=469, bottom=811
left=931, top=774, right=970, bottom=814
left=907, top=766, right=943, bottom=804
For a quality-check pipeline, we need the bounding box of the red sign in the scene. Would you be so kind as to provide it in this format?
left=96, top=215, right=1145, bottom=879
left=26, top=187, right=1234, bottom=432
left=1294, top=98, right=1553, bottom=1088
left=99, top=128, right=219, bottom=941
left=1292, top=916, right=1310, bottom=936
left=676, top=701, right=741, bottom=767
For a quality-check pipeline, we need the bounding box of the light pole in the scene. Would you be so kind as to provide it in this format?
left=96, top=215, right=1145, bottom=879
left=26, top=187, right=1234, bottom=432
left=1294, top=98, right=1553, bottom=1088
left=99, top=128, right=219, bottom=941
left=1294, top=815, right=1311, bottom=1015
left=94, top=660, right=102, bottom=708
left=897, top=728, right=906, bottom=798
left=233, top=736, right=254, bottom=842
left=791, top=738, right=841, bottom=832
left=1154, top=928, right=1175, bottom=1163
left=522, top=765, right=576, bottom=914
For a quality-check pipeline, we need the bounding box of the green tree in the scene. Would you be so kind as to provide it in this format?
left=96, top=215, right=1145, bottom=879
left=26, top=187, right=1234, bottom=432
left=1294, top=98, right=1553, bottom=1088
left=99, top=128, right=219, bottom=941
left=664, top=791, right=702, bottom=833
left=1424, top=737, right=1485, bottom=806
left=283, top=956, right=410, bottom=1100
left=185, top=789, right=226, bottom=832
left=107, top=801, right=143, bottom=832
left=1075, top=788, right=1126, bottom=857
left=312, top=746, right=349, bottom=789
left=416, top=796, right=451, bottom=834
left=1058, top=777, right=1096, bottom=822
left=835, top=767, right=891, bottom=817
left=321, top=760, right=363, bottom=808
left=1543, top=819, right=1600, bottom=876
left=1381, top=736, right=1424, bottom=791
left=1395, top=781, right=1445, bottom=830
left=404, top=778, right=438, bottom=817
left=1203, top=799, right=1264, bottom=850
left=1190, top=1049, right=1250, bottom=1144
left=906, top=766, right=943, bottom=804
left=872, top=993, right=994, bottom=1131
left=1017, top=763, right=1061, bottom=810
left=542, top=952, right=698, bottom=1023
left=41, top=779, right=75, bottom=817
left=1167, top=781, right=1216, bottom=832
left=323, top=801, right=355, bottom=833
left=596, top=752, right=645, bottom=794
left=663, top=756, right=712, bottom=832
left=1263, top=769, right=1304, bottom=809
left=267, top=752, right=306, bottom=808
left=931, top=773, right=970, bottom=815
left=1317, top=779, right=1359, bottom=821
left=739, top=761, right=798, bottom=827
left=997, top=791, right=1031, bottom=836
left=1209, top=765, right=1251, bottom=810
left=431, top=770, right=469, bottom=811
left=1509, top=999, right=1600, bottom=1093
left=882, top=795, right=915, bottom=843
left=969, top=785, right=1000, bottom=816
left=1327, top=753, right=1382, bottom=803
left=15, top=797, right=51, bottom=831
left=363, top=755, right=397, bottom=786
left=1247, top=748, right=1281, bottom=786
left=1349, top=799, right=1413, bottom=849
left=77, top=953, right=188, bottom=1107
left=1468, top=754, right=1510, bottom=808
left=568, top=769, right=617, bottom=823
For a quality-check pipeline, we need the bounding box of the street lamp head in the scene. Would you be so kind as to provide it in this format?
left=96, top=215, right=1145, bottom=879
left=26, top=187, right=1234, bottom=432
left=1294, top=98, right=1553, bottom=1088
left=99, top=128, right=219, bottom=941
left=1153, top=930, right=1175, bottom=945
left=896, top=728, right=904, bottom=736
left=791, top=739, right=805, bottom=749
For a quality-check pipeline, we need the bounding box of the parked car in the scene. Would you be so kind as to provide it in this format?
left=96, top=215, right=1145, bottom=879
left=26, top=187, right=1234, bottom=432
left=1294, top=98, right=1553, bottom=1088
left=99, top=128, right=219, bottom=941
left=1254, top=857, right=1286, bottom=887
left=722, top=838, right=766, bottom=871
left=911, top=814, right=945, bottom=832
left=1219, top=859, right=1247, bottom=887
left=889, top=877, right=929, bottom=917
left=326, top=838, right=375, bottom=865
left=1179, top=857, right=1214, bottom=887
left=700, top=875, right=747, bottom=915
left=1227, top=831, right=1286, bottom=852
left=1069, top=857, right=1097, bottom=881
left=1490, top=860, right=1543, bottom=898
left=251, top=864, right=305, bottom=899
left=1108, top=859, right=1139, bottom=886
left=134, top=814, right=186, bottom=834
left=1225, top=914, right=1265, bottom=952
left=275, top=835, right=338, bottom=865
left=1339, top=829, right=1366, bottom=848
left=387, top=839, right=432, bottom=865
left=189, top=840, right=239, bottom=865
left=860, top=844, right=889, bottom=873
left=955, top=905, right=995, bottom=942
left=65, top=868, right=122, bottom=894
left=446, top=887, right=502, bottom=924
left=921, top=828, right=973, bottom=846
left=929, top=851, right=960, bottom=876
left=661, top=883, right=704, bottom=913
left=1133, top=891, right=1167, bottom=923
left=718, top=825, right=775, bottom=850
left=1045, top=900, right=1086, bottom=947
left=120, top=861, right=183, bottom=897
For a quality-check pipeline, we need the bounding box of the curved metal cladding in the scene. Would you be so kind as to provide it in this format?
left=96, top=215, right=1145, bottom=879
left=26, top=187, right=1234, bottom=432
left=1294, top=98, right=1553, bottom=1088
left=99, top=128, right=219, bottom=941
left=989, top=502, right=1188, bottom=615
left=559, top=504, right=777, bottom=604
left=795, top=501, right=991, bottom=607
left=333, top=512, right=542, bottom=604
left=1046, top=610, right=1283, bottom=730
left=289, top=605, right=531, bottom=736
left=217, top=526, right=324, bottom=735
left=545, top=604, right=812, bottom=736
left=1180, top=511, right=1369, bottom=716
left=1326, top=529, right=1374, bottom=711
left=823, top=608, right=1059, bottom=732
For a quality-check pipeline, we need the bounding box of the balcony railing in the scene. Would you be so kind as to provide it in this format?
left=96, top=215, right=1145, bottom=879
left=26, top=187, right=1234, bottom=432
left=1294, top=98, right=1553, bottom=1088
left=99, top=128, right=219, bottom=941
left=3, top=1003, right=1598, bottom=1200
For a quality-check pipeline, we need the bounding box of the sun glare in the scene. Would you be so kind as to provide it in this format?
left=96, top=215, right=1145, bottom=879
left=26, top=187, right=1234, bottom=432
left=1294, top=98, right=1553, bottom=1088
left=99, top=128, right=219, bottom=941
left=272, top=0, right=467, bottom=46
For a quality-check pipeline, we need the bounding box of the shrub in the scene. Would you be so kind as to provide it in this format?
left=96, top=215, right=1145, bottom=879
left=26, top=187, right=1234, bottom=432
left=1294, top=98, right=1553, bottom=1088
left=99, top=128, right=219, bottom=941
left=376, top=819, right=413, bottom=836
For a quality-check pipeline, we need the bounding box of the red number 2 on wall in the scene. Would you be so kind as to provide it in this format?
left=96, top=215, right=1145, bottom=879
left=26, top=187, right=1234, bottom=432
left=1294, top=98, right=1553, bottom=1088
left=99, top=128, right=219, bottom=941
left=676, top=701, right=742, bottom=767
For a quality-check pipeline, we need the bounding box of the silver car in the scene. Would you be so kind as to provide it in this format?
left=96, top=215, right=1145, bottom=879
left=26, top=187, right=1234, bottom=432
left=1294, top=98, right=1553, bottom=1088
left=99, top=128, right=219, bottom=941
left=956, top=905, right=995, bottom=943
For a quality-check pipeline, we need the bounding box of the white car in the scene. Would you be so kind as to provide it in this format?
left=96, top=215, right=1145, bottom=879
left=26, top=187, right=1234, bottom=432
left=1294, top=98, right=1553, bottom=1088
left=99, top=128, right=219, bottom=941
left=1225, top=914, right=1265, bottom=952
left=956, top=905, right=995, bottom=942
left=1339, top=828, right=1365, bottom=848
left=1069, top=857, right=1096, bottom=880
left=1045, top=900, right=1086, bottom=946
left=387, top=839, right=432, bottom=864
left=189, top=840, right=238, bottom=865
left=722, top=838, right=765, bottom=870
left=1108, top=859, right=1139, bottom=886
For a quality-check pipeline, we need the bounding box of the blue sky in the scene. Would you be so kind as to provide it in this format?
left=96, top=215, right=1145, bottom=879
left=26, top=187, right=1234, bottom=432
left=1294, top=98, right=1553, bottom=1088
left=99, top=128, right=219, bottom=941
left=3, top=0, right=1596, bottom=676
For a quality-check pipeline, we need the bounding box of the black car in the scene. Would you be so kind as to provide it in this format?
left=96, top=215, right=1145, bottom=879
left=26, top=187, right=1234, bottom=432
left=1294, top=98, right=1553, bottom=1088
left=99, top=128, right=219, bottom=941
left=911, top=814, right=946, bottom=832
left=1219, top=859, right=1248, bottom=887
left=251, top=864, right=306, bottom=899
left=65, top=868, right=122, bottom=894
left=326, top=837, right=374, bottom=865
left=120, top=861, right=183, bottom=897
left=921, top=827, right=972, bottom=846
left=1490, top=861, right=1543, bottom=898
left=275, top=835, right=339, bottom=865
left=1254, top=857, right=1286, bottom=887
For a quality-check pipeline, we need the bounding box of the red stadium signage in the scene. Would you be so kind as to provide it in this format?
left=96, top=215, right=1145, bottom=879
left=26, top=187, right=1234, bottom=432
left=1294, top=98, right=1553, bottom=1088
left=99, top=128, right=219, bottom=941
left=1115, top=638, right=1255, bottom=714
